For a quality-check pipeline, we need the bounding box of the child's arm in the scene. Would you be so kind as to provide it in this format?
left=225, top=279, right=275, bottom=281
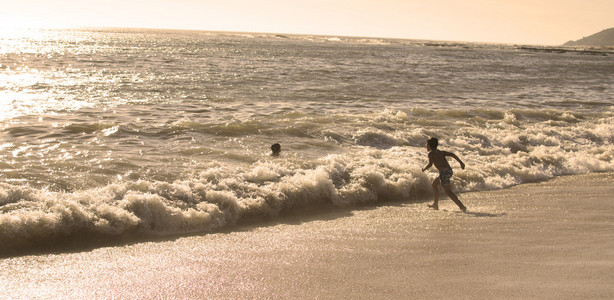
left=422, top=153, right=433, bottom=172
left=445, top=151, right=465, bottom=169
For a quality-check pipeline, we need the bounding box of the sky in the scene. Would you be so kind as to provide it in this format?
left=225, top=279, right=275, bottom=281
left=0, top=0, right=612, bottom=45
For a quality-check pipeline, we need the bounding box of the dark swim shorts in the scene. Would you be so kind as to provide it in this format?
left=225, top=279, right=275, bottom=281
left=439, top=168, right=453, bottom=186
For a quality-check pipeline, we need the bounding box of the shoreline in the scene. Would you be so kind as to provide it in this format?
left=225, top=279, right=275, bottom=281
left=0, top=172, right=588, bottom=258
left=1, top=172, right=613, bottom=298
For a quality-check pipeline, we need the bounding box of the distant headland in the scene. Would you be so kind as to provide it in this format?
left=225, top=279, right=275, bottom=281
left=517, top=27, right=614, bottom=56
left=563, top=27, right=614, bottom=47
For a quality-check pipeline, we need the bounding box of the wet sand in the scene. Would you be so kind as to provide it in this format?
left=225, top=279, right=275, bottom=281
left=1, top=173, right=613, bottom=299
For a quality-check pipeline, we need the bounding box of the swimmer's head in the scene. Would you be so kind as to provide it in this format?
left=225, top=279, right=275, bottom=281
left=271, top=143, right=281, bottom=156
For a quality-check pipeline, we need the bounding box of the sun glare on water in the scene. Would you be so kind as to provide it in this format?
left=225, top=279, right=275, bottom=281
left=0, top=14, right=72, bottom=37
left=0, top=18, right=94, bottom=122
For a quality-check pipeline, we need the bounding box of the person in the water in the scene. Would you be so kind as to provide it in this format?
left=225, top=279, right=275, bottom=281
left=271, top=143, right=281, bottom=157
left=422, top=137, right=467, bottom=211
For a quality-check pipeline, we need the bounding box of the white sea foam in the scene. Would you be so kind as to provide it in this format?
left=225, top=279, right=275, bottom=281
left=2, top=112, right=612, bottom=253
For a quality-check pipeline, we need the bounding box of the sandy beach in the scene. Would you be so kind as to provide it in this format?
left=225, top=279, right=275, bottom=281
left=1, top=172, right=613, bottom=299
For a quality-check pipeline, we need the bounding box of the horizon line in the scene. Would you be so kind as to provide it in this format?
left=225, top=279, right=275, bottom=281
left=9, top=25, right=558, bottom=47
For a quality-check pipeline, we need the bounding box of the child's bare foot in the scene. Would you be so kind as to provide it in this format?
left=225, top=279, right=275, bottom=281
left=428, top=204, right=439, bottom=210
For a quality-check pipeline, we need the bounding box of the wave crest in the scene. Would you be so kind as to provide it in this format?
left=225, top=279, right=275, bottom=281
left=1, top=110, right=614, bottom=255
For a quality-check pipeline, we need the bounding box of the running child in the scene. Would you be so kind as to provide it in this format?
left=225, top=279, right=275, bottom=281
left=421, top=137, right=467, bottom=211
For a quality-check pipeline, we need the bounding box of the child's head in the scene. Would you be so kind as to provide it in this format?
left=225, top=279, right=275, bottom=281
left=427, top=137, right=438, bottom=151
left=271, top=143, right=281, bottom=156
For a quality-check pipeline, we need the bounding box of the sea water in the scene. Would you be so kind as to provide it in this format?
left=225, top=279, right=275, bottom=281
left=0, top=28, right=612, bottom=253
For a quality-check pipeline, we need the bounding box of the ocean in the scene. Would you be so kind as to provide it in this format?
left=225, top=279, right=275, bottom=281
left=1, top=28, right=613, bottom=254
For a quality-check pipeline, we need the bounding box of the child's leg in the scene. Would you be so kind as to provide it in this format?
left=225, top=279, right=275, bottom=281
left=430, top=178, right=440, bottom=209
left=443, top=184, right=466, bottom=211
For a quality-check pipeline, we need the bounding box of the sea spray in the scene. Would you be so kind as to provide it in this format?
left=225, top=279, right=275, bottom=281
left=3, top=110, right=613, bottom=254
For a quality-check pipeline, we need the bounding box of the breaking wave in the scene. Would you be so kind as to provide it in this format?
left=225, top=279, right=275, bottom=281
left=1, top=109, right=613, bottom=255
